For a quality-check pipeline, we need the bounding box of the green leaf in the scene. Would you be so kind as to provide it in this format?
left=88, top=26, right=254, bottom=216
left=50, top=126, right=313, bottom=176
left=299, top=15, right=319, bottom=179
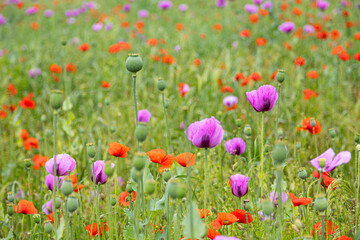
left=56, top=218, right=65, bottom=240
left=124, top=208, right=135, bottom=223
left=0, top=203, right=4, bottom=222
left=154, top=194, right=166, bottom=211
left=62, top=97, right=73, bottom=111
left=123, top=225, right=136, bottom=240
left=182, top=202, right=206, bottom=239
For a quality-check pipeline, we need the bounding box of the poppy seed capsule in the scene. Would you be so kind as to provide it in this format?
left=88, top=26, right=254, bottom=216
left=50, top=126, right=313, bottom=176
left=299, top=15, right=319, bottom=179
left=314, top=194, right=327, bottom=212
left=7, top=203, right=14, bottom=216
left=33, top=214, right=40, bottom=224
left=61, top=179, right=73, bottom=196
left=243, top=199, right=250, bottom=211
left=318, top=158, right=326, bottom=168
left=244, top=125, right=252, bottom=136
left=298, top=168, right=308, bottom=179
left=261, top=199, right=274, bottom=216
left=271, top=144, right=287, bottom=165
left=157, top=78, right=166, bottom=91
left=235, top=119, right=242, bottom=128
left=145, top=180, right=156, bottom=195
left=105, top=162, right=114, bottom=177
left=162, top=170, right=171, bottom=182
left=24, top=158, right=33, bottom=168
left=54, top=197, right=62, bottom=209
left=7, top=192, right=14, bottom=202
left=276, top=69, right=286, bottom=83
left=354, top=135, right=360, bottom=144
left=135, top=123, right=147, bottom=142
left=176, top=184, right=187, bottom=199
left=44, top=220, right=54, bottom=234
left=133, top=152, right=147, bottom=171
left=310, top=119, right=316, bottom=128
left=125, top=53, right=143, bottom=73
left=86, top=143, right=96, bottom=159
left=67, top=196, right=79, bottom=213
left=130, top=168, right=141, bottom=182
left=110, top=195, right=117, bottom=206
left=50, top=90, right=63, bottom=110
left=126, top=182, right=134, bottom=193
left=329, top=128, right=336, bottom=138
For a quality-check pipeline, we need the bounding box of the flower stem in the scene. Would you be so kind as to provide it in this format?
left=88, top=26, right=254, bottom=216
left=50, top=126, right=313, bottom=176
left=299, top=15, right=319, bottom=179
left=277, top=167, right=283, bottom=239
left=140, top=172, right=146, bottom=239
left=132, top=74, right=139, bottom=150
left=162, top=93, right=172, bottom=152
left=27, top=169, right=31, bottom=201
left=276, top=83, right=281, bottom=139
left=52, top=111, right=58, bottom=229
left=356, top=149, right=360, bottom=234
left=260, top=112, right=264, bottom=197
left=204, top=148, right=208, bottom=224
left=313, top=127, right=318, bottom=155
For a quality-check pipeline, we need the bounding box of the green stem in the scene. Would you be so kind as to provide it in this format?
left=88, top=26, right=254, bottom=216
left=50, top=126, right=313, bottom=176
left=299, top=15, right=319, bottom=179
left=276, top=83, right=281, bottom=139
left=162, top=93, right=172, bottom=152
left=313, top=127, right=318, bottom=155
left=204, top=148, right=208, bottom=224
left=97, top=185, right=101, bottom=240
left=277, top=167, right=283, bottom=239
left=133, top=74, right=139, bottom=151
left=356, top=149, right=360, bottom=234
left=140, top=172, right=146, bottom=239
left=260, top=112, right=264, bottom=197
left=69, top=215, right=73, bottom=240
left=53, top=111, right=58, bottom=229
left=27, top=169, right=31, bottom=201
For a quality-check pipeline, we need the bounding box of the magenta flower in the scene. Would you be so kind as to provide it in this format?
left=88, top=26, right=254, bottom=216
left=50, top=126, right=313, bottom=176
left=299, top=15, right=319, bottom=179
left=303, top=24, right=315, bottom=34
left=186, top=116, right=224, bottom=148
left=214, top=237, right=241, bottom=240
left=244, top=4, right=258, bottom=13
left=180, top=122, right=184, bottom=130
left=261, top=1, right=273, bottom=9
left=0, top=14, right=6, bottom=25
left=138, top=109, right=151, bottom=123
left=138, top=9, right=149, bottom=18
left=225, top=138, right=246, bottom=156
left=44, top=10, right=53, bottom=17
left=310, top=148, right=351, bottom=172
left=118, top=176, right=124, bottom=186
left=253, top=0, right=263, bottom=5
left=216, top=0, right=227, bottom=8
left=26, top=6, right=38, bottom=15
left=82, top=2, right=96, bottom=9
left=42, top=199, right=62, bottom=214
left=123, top=3, right=131, bottom=12
left=246, top=85, right=278, bottom=112
left=278, top=22, right=295, bottom=33
left=92, top=23, right=103, bottom=32
left=223, top=96, right=238, bottom=108
left=270, top=191, right=288, bottom=205
left=105, top=23, right=112, bottom=31
left=230, top=174, right=249, bottom=197
left=45, top=154, right=76, bottom=176
left=45, top=174, right=64, bottom=191
left=29, top=68, right=41, bottom=78
left=178, top=4, right=188, bottom=12
left=91, top=160, right=115, bottom=184
left=317, top=0, right=329, bottom=10
left=158, top=1, right=173, bottom=10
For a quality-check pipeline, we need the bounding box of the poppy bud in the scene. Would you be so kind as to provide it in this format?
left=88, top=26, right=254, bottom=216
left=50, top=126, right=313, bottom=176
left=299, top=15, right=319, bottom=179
left=145, top=180, right=156, bottom=195
left=318, top=158, right=326, bottom=168
left=24, top=158, right=33, bottom=169
left=7, top=203, right=14, bottom=216
left=60, top=179, right=73, bottom=196
left=133, top=152, right=147, bottom=171
left=328, top=128, right=336, bottom=138
left=296, top=142, right=301, bottom=150
left=67, top=196, right=79, bottom=213
left=310, top=118, right=316, bottom=128
left=278, top=128, right=284, bottom=139
left=50, top=90, right=63, bottom=110
left=126, top=182, right=135, bottom=193
left=162, top=170, right=171, bottom=182
left=110, top=126, right=116, bottom=133
left=164, top=99, right=170, bottom=109
left=157, top=78, right=166, bottom=91
left=176, top=184, right=187, bottom=199
left=104, top=98, right=110, bottom=106
left=110, top=194, right=117, bottom=206
left=261, top=199, right=274, bottom=216
left=276, top=69, right=286, bottom=83
left=298, top=168, right=308, bottom=180
left=135, top=123, right=147, bottom=142
left=54, top=197, right=62, bottom=209
left=7, top=192, right=14, bottom=202
left=105, top=162, right=115, bottom=177
left=244, top=125, right=252, bottom=136
left=86, top=143, right=96, bottom=159
left=33, top=214, right=41, bottom=224
left=314, top=194, right=327, bottom=212
left=235, top=119, right=242, bottom=128
left=168, top=179, right=179, bottom=199
left=355, top=135, right=360, bottom=144
left=125, top=53, right=143, bottom=73
left=130, top=168, right=141, bottom=183
left=44, top=220, right=54, bottom=234
left=271, top=144, right=287, bottom=165
left=244, top=199, right=250, bottom=211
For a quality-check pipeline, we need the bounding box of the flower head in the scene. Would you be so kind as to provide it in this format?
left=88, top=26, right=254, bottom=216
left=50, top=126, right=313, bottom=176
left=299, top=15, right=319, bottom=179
left=146, top=149, right=174, bottom=172
left=158, top=1, right=173, bottom=10
left=223, top=96, right=238, bottom=111
left=175, top=152, right=196, bottom=167
left=91, top=160, right=114, bottom=184
left=17, top=200, right=38, bottom=214
left=278, top=22, right=295, bottom=33
left=45, top=154, right=76, bottom=176
left=230, top=174, right=249, bottom=197
left=45, top=174, right=64, bottom=191
left=225, top=138, right=246, bottom=156
left=289, top=193, right=312, bottom=207
left=138, top=109, right=151, bottom=123
left=246, top=85, right=278, bottom=112
left=108, top=142, right=129, bottom=158
left=310, top=148, right=351, bottom=172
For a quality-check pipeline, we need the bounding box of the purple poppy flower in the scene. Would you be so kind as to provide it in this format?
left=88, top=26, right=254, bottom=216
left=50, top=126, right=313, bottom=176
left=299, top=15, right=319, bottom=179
left=158, top=1, right=173, bottom=10
left=67, top=18, right=75, bottom=24
left=91, top=160, right=115, bottom=184
left=105, top=23, right=112, bottom=31
left=138, top=109, right=151, bottom=123
left=341, top=0, right=347, bottom=6
left=26, top=6, right=38, bottom=15
left=45, top=174, right=64, bottom=191
left=83, top=2, right=96, bottom=9
left=174, top=45, right=181, bottom=52
left=225, top=138, right=246, bottom=156
left=258, top=210, right=273, bottom=221
left=138, top=9, right=149, bottom=18
left=261, top=1, right=273, bottom=9
left=186, top=116, right=224, bottom=148
left=45, top=154, right=76, bottom=176
left=230, top=174, right=249, bottom=197
left=65, top=9, right=80, bottom=17
left=269, top=191, right=288, bottom=205
left=310, top=148, right=351, bottom=172
left=123, top=3, right=131, bottom=12
left=232, top=41, right=238, bottom=48
left=179, top=4, right=188, bottom=12
left=29, top=68, right=41, bottom=78
left=253, top=0, right=263, bottom=5
left=244, top=4, right=258, bottom=13
left=278, top=22, right=295, bottom=33
left=317, top=0, right=329, bottom=10
left=42, top=199, right=62, bottom=214
left=246, top=85, right=278, bottom=112
left=216, top=0, right=227, bottom=8
left=118, top=176, right=124, bottom=186
left=303, top=24, right=315, bottom=34
left=44, top=9, right=53, bottom=17
left=92, top=23, right=103, bottom=32
left=180, top=122, right=184, bottom=129
left=214, top=237, right=241, bottom=240
left=223, top=96, right=238, bottom=108
left=0, top=14, right=6, bottom=25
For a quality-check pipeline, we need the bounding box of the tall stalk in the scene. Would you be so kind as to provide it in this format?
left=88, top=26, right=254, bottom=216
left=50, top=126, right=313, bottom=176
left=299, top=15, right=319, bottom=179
left=52, top=111, right=58, bottom=229
left=260, top=112, right=265, bottom=197
left=204, top=148, right=209, bottom=224
left=133, top=74, right=139, bottom=150
left=162, top=93, right=172, bottom=152
left=356, top=146, right=360, bottom=234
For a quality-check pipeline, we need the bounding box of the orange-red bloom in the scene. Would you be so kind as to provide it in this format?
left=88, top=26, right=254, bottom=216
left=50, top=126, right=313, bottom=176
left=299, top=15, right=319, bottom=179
left=235, top=72, right=245, bottom=81
left=295, top=56, right=305, bottom=67
left=207, top=228, right=220, bottom=239
left=335, top=236, right=353, bottom=240
left=101, top=81, right=110, bottom=88
left=220, top=86, right=233, bottom=93
left=197, top=209, right=210, bottom=218
left=240, top=29, right=251, bottom=37
left=16, top=200, right=38, bottom=214
left=307, top=71, right=319, bottom=79
left=66, top=63, right=76, bottom=73
left=19, top=97, right=36, bottom=110
left=303, top=89, right=319, bottom=100
left=193, top=58, right=201, bottom=66
left=108, top=142, right=129, bottom=158
left=162, top=55, right=175, bottom=64
left=24, top=137, right=39, bottom=151
left=79, top=43, right=90, bottom=52
left=289, top=193, right=312, bottom=207
left=69, top=174, right=84, bottom=193
left=7, top=83, right=17, bottom=96
left=211, top=212, right=238, bottom=230
left=32, top=154, right=48, bottom=170
left=20, top=129, right=30, bottom=141
left=230, top=209, right=252, bottom=224
left=298, top=117, right=321, bottom=135
left=251, top=72, right=262, bottom=81
left=312, top=170, right=335, bottom=190
left=0, top=110, right=7, bottom=119
left=119, top=190, right=137, bottom=207
left=175, top=153, right=196, bottom=167
left=86, top=222, right=109, bottom=237
left=49, top=64, right=62, bottom=74
left=339, top=51, right=350, bottom=61
left=256, top=37, right=266, bottom=46
left=146, top=149, right=174, bottom=172
left=312, top=220, right=338, bottom=238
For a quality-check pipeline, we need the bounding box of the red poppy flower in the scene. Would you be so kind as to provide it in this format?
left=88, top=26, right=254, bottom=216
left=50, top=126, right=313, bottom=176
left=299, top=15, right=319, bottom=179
left=220, top=86, right=233, bottom=93
left=354, top=52, right=360, bottom=61
left=79, top=43, right=90, bottom=52
left=317, top=31, right=328, bottom=39
left=146, top=149, right=174, bottom=172
left=20, top=129, right=30, bottom=141
left=312, top=220, right=338, bottom=238
left=69, top=174, right=84, bottom=192
left=297, top=117, right=321, bottom=134
left=307, top=71, right=319, bottom=79
left=339, top=51, right=350, bottom=61
left=335, top=236, right=353, bottom=240
left=46, top=211, right=62, bottom=224
left=289, top=193, right=312, bottom=207
left=256, top=37, right=266, bottom=46
left=175, top=153, right=196, bottom=167
left=16, top=200, right=38, bottom=214
left=119, top=190, right=137, bottom=207
left=0, top=110, right=7, bottom=119
left=19, top=97, right=36, bottom=110
left=240, top=77, right=251, bottom=86
left=303, top=89, right=319, bottom=100
left=235, top=72, right=245, bottom=81
left=226, top=104, right=237, bottom=112
left=193, top=58, right=201, bottom=66
left=66, top=63, right=76, bottom=73
left=312, top=170, right=335, bottom=190
left=251, top=72, right=262, bottom=81
left=49, top=64, right=62, bottom=74
left=86, top=222, right=109, bottom=237
left=32, top=154, right=48, bottom=170
left=162, top=55, right=176, bottom=64
left=249, top=14, right=259, bottom=23
left=147, top=38, right=158, bottom=46
left=207, top=228, right=220, bottom=239
left=213, top=23, right=222, bottom=31
left=355, top=32, right=360, bottom=40
left=331, top=45, right=344, bottom=55
left=271, top=71, right=277, bottom=80
left=101, top=81, right=110, bottom=88
left=293, top=7, right=302, bottom=15
left=230, top=209, right=252, bottom=224
left=108, top=142, right=129, bottom=158
left=197, top=209, right=210, bottom=219
left=330, top=30, right=340, bottom=40
left=295, top=56, right=305, bottom=67
left=24, top=137, right=39, bottom=151
left=7, top=83, right=17, bottom=96
left=211, top=212, right=238, bottom=230
left=240, top=29, right=251, bottom=38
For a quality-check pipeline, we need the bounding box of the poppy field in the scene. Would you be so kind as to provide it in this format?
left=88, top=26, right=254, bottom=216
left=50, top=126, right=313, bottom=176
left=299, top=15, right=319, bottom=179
left=1, top=0, right=360, bottom=239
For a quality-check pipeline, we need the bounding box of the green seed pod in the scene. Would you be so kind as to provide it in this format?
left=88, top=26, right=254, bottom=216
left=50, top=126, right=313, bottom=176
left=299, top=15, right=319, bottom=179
left=86, top=143, right=96, bottom=159
left=164, top=99, right=170, bottom=109
left=278, top=128, right=284, bottom=138
left=271, top=144, right=287, bottom=165
left=314, top=194, right=327, bottom=212
left=244, top=125, right=252, bottom=136
left=243, top=199, right=250, bottom=211
left=54, top=197, right=62, bottom=209
left=50, top=90, right=63, bottom=110
left=310, top=119, right=316, bottom=128
left=355, top=135, right=360, bottom=144
left=276, top=69, right=286, bottom=84
left=135, top=123, right=147, bottom=142
left=133, top=152, right=147, bottom=171
left=7, top=192, right=14, bottom=202
left=110, top=126, right=116, bottom=133
left=130, top=168, right=141, bottom=183
left=168, top=179, right=179, bottom=199
left=157, top=78, right=166, bottom=91
left=33, top=214, right=41, bottom=224
left=61, top=179, right=73, bottom=196
left=110, top=194, right=117, bottom=206
left=44, top=220, right=54, bottom=234
left=261, top=199, right=274, bottom=216
left=298, top=168, right=308, bottom=180
left=176, top=184, right=187, bottom=199
left=145, top=180, right=156, bottom=195
left=318, top=158, right=326, bottom=169
left=296, top=142, right=301, bottom=150
left=7, top=203, right=14, bottom=216
left=104, top=162, right=114, bottom=177
left=162, top=170, right=171, bottom=182
left=126, top=182, right=135, bottom=193
left=104, top=98, right=110, bottom=106
left=24, top=158, right=33, bottom=169
left=328, top=128, right=336, bottom=138
left=67, top=196, right=79, bottom=213
left=235, top=119, right=242, bottom=128
left=125, top=53, right=143, bottom=73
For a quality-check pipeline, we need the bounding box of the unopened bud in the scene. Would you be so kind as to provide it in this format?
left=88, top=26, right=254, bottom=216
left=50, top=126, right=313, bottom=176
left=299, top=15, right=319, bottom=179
left=310, top=119, right=316, bottom=128
left=67, top=196, right=79, bottom=213
left=329, top=128, right=336, bottom=138
left=272, top=144, right=287, bottom=165
left=276, top=69, right=286, bottom=83
left=244, top=125, right=252, bottom=136
left=61, top=179, right=73, bottom=196
left=298, top=168, right=308, bottom=180
left=7, top=203, right=14, bottom=216
left=157, top=78, right=166, bottom=91
left=33, top=214, right=41, bottom=224
left=145, top=180, right=156, bottom=195
left=86, top=143, right=96, bottom=159
left=133, top=152, right=147, bottom=171
left=135, top=123, right=147, bottom=142
left=314, top=194, right=327, bottom=212
left=44, top=220, right=54, bottom=234
left=162, top=170, right=171, bottom=182
left=50, top=90, right=63, bottom=110
left=104, top=162, right=114, bottom=177
left=261, top=199, right=274, bottom=216
left=24, top=158, right=33, bottom=169
left=7, top=192, right=14, bottom=202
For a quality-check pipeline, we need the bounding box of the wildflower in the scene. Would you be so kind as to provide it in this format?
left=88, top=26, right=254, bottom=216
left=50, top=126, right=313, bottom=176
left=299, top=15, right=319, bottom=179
left=225, top=138, right=246, bottom=156
left=331, top=29, right=340, bottom=40
left=20, top=129, right=30, bottom=141
left=138, top=9, right=149, bottom=18
left=310, top=148, right=351, bottom=172
left=91, top=160, right=114, bottom=184
left=230, top=174, right=248, bottom=197
left=0, top=111, right=7, bottom=119
left=42, top=199, right=62, bottom=214
left=66, top=63, right=76, bottom=72
left=317, top=0, right=330, bottom=10
left=240, top=29, right=251, bottom=37
left=158, top=1, right=173, bottom=10
left=7, top=83, right=17, bottom=96
left=307, top=71, right=319, bottom=79
left=86, top=223, right=109, bottom=237
left=244, top=4, right=258, bottom=13
left=295, top=56, right=305, bottom=66
left=223, top=96, right=238, bottom=111
left=32, top=154, right=48, bottom=170
left=138, top=109, right=151, bottom=123
left=298, top=117, right=321, bottom=134
left=92, top=23, right=102, bottom=31
left=23, top=137, right=38, bottom=150
left=230, top=209, right=252, bottom=223
left=246, top=85, right=278, bottom=112
left=250, top=72, right=261, bottom=81
left=26, top=6, right=38, bottom=15
left=293, top=7, right=302, bottom=16
left=197, top=209, right=210, bottom=218
left=79, top=43, right=90, bottom=52
left=19, top=96, right=36, bottom=110
left=289, top=193, right=312, bottom=207
left=249, top=14, right=259, bottom=23
left=278, top=22, right=296, bottom=33
left=303, top=89, right=319, bottom=100
left=216, top=0, right=227, bottom=8
left=119, top=190, right=136, bottom=207
left=0, top=14, right=6, bottom=25
left=44, top=9, right=53, bottom=17
left=45, top=174, right=64, bottom=191
left=354, top=52, right=360, bottom=61
left=270, top=191, right=288, bottom=205
left=213, top=23, right=222, bottom=31
left=16, top=200, right=38, bottom=214
left=49, top=64, right=62, bottom=74
left=175, top=152, right=196, bottom=167
left=258, top=210, right=273, bottom=221
left=123, top=3, right=131, bottom=12
left=220, top=86, right=233, bottom=93
left=214, top=237, right=240, bottom=240
left=69, top=174, right=84, bottom=192
left=312, top=220, right=338, bottom=238
left=178, top=83, right=189, bottom=97
left=240, top=77, right=251, bottom=86
left=261, top=1, right=273, bottom=9
left=208, top=228, right=221, bottom=239
left=162, top=55, right=175, bottom=64
left=108, top=142, right=129, bottom=158
left=211, top=212, right=238, bottom=230
left=29, top=68, right=41, bottom=78
left=303, top=25, right=315, bottom=34
left=146, top=149, right=174, bottom=172
left=101, top=81, right=110, bottom=88
left=339, top=51, right=350, bottom=61
left=235, top=72, right=245, bottom=81
left=193, top=58, right=201, bottom=66
left=179, top=4, right=188, bottom=12
left=45, top=154, right=76, bottom=176
left=256, top=37, right=266, bottom=46
left=312, top=170, right=335, bottom=190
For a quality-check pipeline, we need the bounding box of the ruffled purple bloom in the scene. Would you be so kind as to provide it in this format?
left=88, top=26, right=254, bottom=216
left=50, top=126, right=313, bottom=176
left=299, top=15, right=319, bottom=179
left=123, top=3, right=131, bottom=12
left=45, top=174, right=64, bottom=191
left=186, top=116, right=224, bottom=148
left=244, top=4, right=258, bottom=13
left=92, top=23, right=103, bottom=32
left=42, top=199, right=62, bottom=214
left=44, top=9, right=53, bottom=17
left=83, top=2, right=96, bottom=9
left=138, top=109, right=151, bottom=123
left=0, top=15, right=6, bottom=25
left=216, top=0, right=227, bottom=8
left=253, top=0, right=263, bottom=5
left=45, top=154, right=76, bottom=176
left=29, top=68, right=41, bottom=78
left=246, top=85, right=278, bottom=112
left=317, top=0, right=329, bottom=10
left=158, top=1, right=173, bottom=10
left=91, top=160, right=114, bottom=184
left=105, top=23, right=112, bottom=31
left=303, top=24, right=315, bottom=34
left=214, top=237, right=241, bottom=240
left=26, top=6, right=38, bottom=15
left=270, top=191, right=288, bottom=205
left=310, top=148, right=351, bottom=172
left=225, top=138, right=246, bottom=156
left=261, top=1, right=273, bottom=9
left=223, top=96, right=238, bottom=108
left=179, top=4, right=188, bottom=12
left=278, top=22, right=295, bottom=33
left=138, top=9, right=149, bottom=18
left=230, top=174, right=249, bottom=197
left=65, top=9, right=81, bottom=17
